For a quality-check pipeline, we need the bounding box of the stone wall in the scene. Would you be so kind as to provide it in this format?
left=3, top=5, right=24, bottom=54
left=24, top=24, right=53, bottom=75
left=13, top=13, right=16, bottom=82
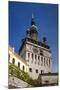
left=38, top=73, right=58, bottom=85
left=8, top=75, right=31, bottom=88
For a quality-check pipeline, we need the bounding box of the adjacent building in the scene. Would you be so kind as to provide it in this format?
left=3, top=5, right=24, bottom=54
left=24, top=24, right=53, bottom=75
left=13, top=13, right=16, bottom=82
left=8, top=46, right=28, bottom=73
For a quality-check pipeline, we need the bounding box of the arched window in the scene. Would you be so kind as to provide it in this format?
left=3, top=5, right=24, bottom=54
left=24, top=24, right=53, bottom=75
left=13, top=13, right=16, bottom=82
left=23, top=65, right=25, bottom=71
left=35, top=54, right=37, bottom=64
left=38, top=56, right=40, bottom=60
left=29, top=68, right=32, bottom=72
left=35, top=54, right=37, bottom=59
left=36, top=69, right=38, bottom=73
left=41, top=70, right=44, bottom=74
left=31, top=53, right=34, bottom=63
left=28, top=52, right=30, bottom=59
left=41, top=56, right=43, bottom=66
left=12, top=58, right=15, bottom=64
left=32, top=53, right=33, bottom=59
left=38, top=56, right=40, bottom=65
left=18, top=62, right=20, bottom=68
left=44, top=57, right=45, bottom=66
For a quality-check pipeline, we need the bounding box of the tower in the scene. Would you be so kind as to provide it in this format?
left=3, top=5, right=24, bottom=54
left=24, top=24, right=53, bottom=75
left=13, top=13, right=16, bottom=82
left=19, top=14, right=51, bottom=79
left=26, top=14, right=39, bottom=41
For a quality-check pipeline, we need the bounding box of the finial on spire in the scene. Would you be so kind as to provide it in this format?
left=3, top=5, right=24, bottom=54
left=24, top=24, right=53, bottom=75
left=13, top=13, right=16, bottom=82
left=31, top=13, right=36, bottom=25
left=32, top=13, right=34, bottom=19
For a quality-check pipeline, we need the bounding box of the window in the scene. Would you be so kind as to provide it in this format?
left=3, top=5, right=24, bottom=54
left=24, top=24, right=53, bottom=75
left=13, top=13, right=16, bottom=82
left=38, top=56, right=40, bottom=65
left=28, top=52, right=30, bottom=58
left=23, top=65, right=25, bottom=71
left=35, top=54, right=37, bottom=64
left=41, top=70, right=44, bottom=74
left=18, top=62, right=20, bottom=68
left=31, top=53, right=33, bottom=63
left=46, top=58, right=48, bottom=66
left=29, top=68, right=32, bottom=72
left=44, top=57, right=45, bottom=66
left=41, top=56, right=43, bottom=60
left=35, top=54, right=37, bottom=59
left=36, top=69, right=38, bottom=73
left=38, top=56, right=40, bottom=60
left=12, top=58, right=15, bottom=64
left=45, top=80, right=49, bottom=84
left=41, top=56, right=43, bottom=66
left=32, top=53, right=33, bottom=59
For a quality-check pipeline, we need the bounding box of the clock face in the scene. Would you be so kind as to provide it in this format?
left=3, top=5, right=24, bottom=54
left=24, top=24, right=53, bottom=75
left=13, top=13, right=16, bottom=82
left=29, top=45, right=33, bottom=50
left=33, top=47, right=38, bottom=53
left=27, top=44, right=33, bottom=50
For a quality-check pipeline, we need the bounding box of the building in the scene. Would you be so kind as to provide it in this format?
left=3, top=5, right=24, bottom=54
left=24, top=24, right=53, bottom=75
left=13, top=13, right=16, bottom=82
left=8, top=46, right=28, bottom=73
left=9, top=14, right=58, bottom=85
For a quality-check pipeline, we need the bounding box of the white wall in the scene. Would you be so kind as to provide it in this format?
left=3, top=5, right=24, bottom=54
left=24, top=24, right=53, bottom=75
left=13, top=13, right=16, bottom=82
left=25, top=42, right=51, bottom=79
left=8, top=47, right=28, bottom=73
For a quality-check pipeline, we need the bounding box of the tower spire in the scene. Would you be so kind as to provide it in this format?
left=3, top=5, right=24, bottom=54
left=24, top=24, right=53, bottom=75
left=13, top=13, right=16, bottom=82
left=31, top=13, right=36, bottom=25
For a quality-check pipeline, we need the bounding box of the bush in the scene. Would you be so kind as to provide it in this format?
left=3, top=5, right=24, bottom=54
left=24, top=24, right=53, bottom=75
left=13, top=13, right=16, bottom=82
left=9, top=64, right=41, bottom=87
left=9, top=64, right=31, bottom=81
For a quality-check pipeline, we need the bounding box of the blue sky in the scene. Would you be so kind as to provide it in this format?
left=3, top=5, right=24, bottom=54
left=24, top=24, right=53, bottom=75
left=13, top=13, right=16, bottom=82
left=9, top=1, right=58, bottom=73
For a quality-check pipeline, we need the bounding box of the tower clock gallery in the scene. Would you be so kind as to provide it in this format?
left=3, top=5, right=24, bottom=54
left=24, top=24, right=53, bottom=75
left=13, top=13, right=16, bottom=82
left=19, top=14, right=51, bottom=79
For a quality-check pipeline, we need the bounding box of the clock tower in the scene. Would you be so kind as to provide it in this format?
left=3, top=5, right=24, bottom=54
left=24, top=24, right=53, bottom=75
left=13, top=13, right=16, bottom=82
left=19, top=14, right=52, bottom=79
